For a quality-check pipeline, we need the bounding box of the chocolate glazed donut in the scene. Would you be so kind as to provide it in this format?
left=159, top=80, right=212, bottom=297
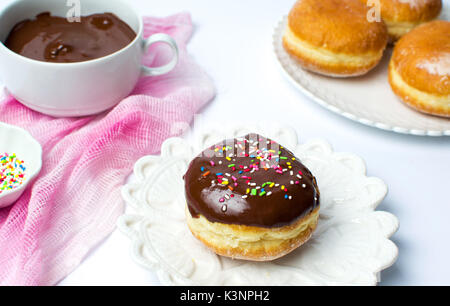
left=184, top=133, right=320, bottom=261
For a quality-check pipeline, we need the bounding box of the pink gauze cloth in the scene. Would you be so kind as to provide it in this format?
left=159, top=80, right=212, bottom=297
left=0, top=13, right=215, bottom=285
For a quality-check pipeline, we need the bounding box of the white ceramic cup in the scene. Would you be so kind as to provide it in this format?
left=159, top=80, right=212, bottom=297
left=0, top=0, right=179, bottom=117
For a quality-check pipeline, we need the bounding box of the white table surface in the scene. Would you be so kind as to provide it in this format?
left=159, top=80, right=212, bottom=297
left=1, top=0, right=449, bottom=286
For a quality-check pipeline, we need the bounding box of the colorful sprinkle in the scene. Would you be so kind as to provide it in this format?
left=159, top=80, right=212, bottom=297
left=0, top=153, right=26, bottom=195
left=202, top=135, right=313, bottom=205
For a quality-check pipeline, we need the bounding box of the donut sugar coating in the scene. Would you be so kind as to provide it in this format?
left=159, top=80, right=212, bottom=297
left=283, top=0, right=388, bottom=77
left=184, top=133, right=320, bottom=261
left=388, top=20, right=450, bottom=117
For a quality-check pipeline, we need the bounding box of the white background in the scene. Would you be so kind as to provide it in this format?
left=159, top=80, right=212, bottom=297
left=1, top=0, right=450, bottom=286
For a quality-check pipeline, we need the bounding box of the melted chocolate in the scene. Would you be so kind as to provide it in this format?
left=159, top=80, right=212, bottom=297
left=4, top=12, right=136, bottom=63
left=184, top=134, right=320, bottom=228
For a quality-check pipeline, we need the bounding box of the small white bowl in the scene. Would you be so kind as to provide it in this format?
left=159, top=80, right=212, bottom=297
left=0, top=122, right=42, bottom=208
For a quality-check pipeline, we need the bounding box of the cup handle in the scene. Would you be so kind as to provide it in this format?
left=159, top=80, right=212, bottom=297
left=141, top=33, right=179, bottom=76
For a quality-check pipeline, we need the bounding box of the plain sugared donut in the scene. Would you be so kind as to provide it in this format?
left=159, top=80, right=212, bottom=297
left=389, top=20, right=450, bottom=117
left=283, top=0, right=388, bottom=77
left=184, top=134, right=320, bottom=261
left=362, top=0, right=443, bottom=41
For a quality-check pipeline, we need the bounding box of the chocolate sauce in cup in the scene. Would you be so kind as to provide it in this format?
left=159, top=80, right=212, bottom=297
left=0, top=0, right=179, bottom=117
left=5, top=12, right=137, bottom=63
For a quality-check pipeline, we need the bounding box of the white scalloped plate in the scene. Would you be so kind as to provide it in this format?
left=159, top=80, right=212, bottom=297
left=118, top=126, right=399, bottom=286
left=273, top=8, right=450, bottom=136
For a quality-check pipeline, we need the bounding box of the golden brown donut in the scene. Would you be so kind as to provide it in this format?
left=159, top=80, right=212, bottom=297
left=184, top=134, right=320, bottom=261
left=388, top=20, right=450, bottom=117
left=283, top=0, right=388, bottom=77
left=361, top=0, right=442, bottom=41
